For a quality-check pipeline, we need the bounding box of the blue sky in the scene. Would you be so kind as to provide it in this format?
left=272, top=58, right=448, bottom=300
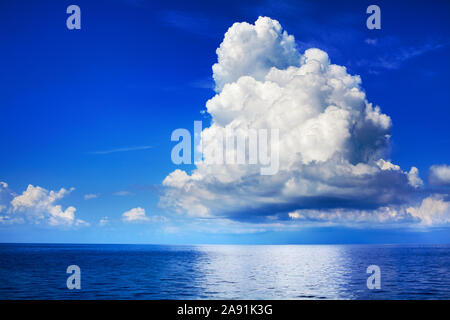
left=1, top=0, right=450, bottom=244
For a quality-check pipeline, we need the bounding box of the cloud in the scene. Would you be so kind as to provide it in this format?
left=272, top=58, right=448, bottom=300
left=89, top=145, right=151, bottom=155
left=84, top=193, right=99, bottom=200
left=113, top=191, right=133, bottom=196
left=365, top=38, right=377, bottom=45
left=161, top=16, right=425, bottom=225
left=429, top=164, right=450, bottom=187
left=122, top=207, right=149, bottom=222
left=288, top=206, right=415, bottom=225
left=287, top=194, right=450, bottom=227
left=0, top=181, right=11, bottom=201
left=407, top=167, right=423, bottom=189
left=355, top=39, right=446, bottom=73
left=148, top=215, right=169, bottom=223
left=99, top=216, right=109, bottom=227
left=0, top=215, right=25, bottom=225
left=406, top=196, right=450, bottom=226
left=0, top=182, right=14, bottom=221
left=212, top=16, right=300, bottom=92
left=121, top=207, right=168, bottom=224
left=6, top=184, right=88, bottom=227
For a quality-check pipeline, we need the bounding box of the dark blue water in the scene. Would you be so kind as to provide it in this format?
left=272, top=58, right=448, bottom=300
left=0, top=244, right=448, bottom=299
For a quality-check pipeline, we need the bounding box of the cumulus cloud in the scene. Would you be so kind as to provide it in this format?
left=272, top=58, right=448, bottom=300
left=429, top=164, right=450, bottom=187
left=4, top=184, right=89, bottom=227
left=121, top=207, right=168, bottom=224
left=376, top=159, right=423, bottom=188
left=161, top=17, right=424, bottom=225
left=212, top=16, right=300, bottom=92
left=122, top=207, right=149, bottom=222
left=288, top=195, right=450, bottom=227
left=406, top=196, right=450, bottom=226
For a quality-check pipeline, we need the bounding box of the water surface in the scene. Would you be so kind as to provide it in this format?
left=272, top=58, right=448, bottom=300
left=0, top=244, right=448, bottom=299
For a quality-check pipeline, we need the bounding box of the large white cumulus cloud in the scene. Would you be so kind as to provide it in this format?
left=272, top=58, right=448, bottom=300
left=161, top=17, right=425, bottom=224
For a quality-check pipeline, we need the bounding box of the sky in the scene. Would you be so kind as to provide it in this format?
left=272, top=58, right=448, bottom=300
left=0, top=0, right=450, bottom=244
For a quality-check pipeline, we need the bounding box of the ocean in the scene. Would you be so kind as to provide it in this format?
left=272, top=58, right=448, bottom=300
left=0, top=243, right=448, bottom=299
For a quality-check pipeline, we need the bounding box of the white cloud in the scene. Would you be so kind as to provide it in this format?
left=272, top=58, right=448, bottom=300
left=365, top=38, right=378, bottom=45
left=0, top=215, right=25, bottom=225
left=356, top=40, right=446, bottom=72
left=161, top=17, right=423, bottom=224
left=9, top=184, right=88, bottom=227
left=407, top=196, right=450, bottom=226
left=122, top=207, right=149, bottom=222
left=429, top=164, right=450, bottom=186
left=287, top=195, right=450, bottom=227
left=376, top=159, right=423, bottom=188
left=150, top=215, right=169, bottom=223
left=99, top=216, right=109, bottom=227
left=84, top=193, right=99, bottom=200
left=113, top=191, right=133, bottom=196
left=288, top=206, right=414, bottom=225
left=212, top=16, right=300, bottom=92
left=89, top=145, right=152, bottom=155
left=121, top=207, right=168, bottom=224
left=407, top=167, right=423, bottom=188
left=0, top=182, right=14, bottom=222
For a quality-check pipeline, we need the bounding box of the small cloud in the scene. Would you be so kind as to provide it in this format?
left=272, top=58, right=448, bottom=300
left=113, top=191, right=133, bottom=196
left=365, top=38, right=377, bottom=45
left=74, top=219, right=90, bottom=227
left=190, top=78, right=215, bottom=90
left=289, top=212, right=300, bottom=219
left=99, top=216, right=109, bottom=227
left=84, top=193, right=99, bottom=200
left=89, top=145, right=152, bottom=155
left=356, top=40, right=446, bottom=72
left=122, top=207, right=149, bottom=223
left=0, top=215, right=25, bottom=224
left=429, top=164, right=450, bottom=187
left=148, top=215, right=169, bottom=223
